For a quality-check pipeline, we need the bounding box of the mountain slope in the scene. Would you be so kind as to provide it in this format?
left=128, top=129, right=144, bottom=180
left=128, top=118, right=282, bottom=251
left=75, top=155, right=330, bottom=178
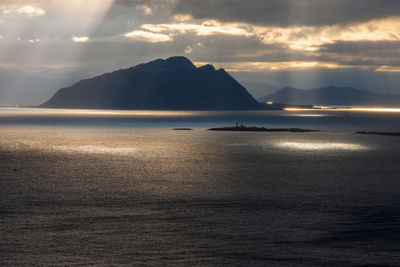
left=41, top=56, right=260, bottom=110
left=257, top=86, right=400, bottom=106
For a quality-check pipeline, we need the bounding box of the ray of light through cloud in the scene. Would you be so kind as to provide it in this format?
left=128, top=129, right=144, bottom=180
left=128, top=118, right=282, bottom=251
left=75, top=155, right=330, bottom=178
left=0, top=0, right=116, bottom=104
left=0, top=0, right=115, bottom=63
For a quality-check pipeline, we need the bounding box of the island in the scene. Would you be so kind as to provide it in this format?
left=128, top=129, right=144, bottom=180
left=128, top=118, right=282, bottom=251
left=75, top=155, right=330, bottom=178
left=40, top=56, right=284, bottom=110
left=208, top=125, right=320, bottom=132
left=173, top=128, right=193, bottom=131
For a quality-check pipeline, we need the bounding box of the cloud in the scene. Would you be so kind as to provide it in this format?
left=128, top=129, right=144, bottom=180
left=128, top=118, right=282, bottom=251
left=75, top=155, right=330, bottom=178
left=141, top=21, right=253, bottom=37
left=184, top=45, right=193, bottom=53
left=1, top=5, right=46, bottom=16
left=194, top=60, right=348, bottom=72
left=124, top=30, right=171, bottom=42
left=115, top=0, right=177, bottom=8
left=136, top=4, right=153, bottom=15
left=125, top=15, right=400, bottom=53
left=173, top=0, right=400, bottom=27
left=28, top=38, right=40, bottom=43
left=254, top=17, right=400, bottom=50
left=375, top=66, right=400, bottom=72
left=317, top=40, right=400, bottom=67
left=320, top=41, right=400, bottom=56
left=17, top=5, right=46, bottom=16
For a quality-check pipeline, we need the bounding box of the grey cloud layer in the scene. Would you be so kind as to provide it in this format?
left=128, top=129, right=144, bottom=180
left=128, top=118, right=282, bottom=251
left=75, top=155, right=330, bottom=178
left=173, top=0, right=400, bottom=26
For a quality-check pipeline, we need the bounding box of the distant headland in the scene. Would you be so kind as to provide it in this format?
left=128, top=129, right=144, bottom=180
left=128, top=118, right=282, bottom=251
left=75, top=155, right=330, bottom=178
left=356, top=131, right=400, bottom=137
left=258, top=86, right=400, bottom=106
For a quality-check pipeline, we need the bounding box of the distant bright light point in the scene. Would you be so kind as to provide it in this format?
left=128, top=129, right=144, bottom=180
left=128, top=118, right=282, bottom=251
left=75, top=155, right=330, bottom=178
left=267, top=101, right=274, bottom=105
left=72, top=36, right=89, bottom=42
left=277, top=142, right=368, bottom=151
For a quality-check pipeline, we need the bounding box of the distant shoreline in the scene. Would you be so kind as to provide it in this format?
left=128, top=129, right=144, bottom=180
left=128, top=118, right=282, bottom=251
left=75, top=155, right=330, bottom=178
left=356, top=131, right=400, bottom=137
left=36, top=103, right=298, bottom=111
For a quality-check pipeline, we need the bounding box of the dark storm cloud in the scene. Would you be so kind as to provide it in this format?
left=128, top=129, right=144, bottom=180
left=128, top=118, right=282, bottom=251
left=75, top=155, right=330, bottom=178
left=114, top=0, right=172, bottom=6
left=173, top=0, right=400, bottom=26
left=320, top=41, right=400, bottom=55
left=112, top=0, right=176, bottom=12
left=319, top=41, right=400, bottom=66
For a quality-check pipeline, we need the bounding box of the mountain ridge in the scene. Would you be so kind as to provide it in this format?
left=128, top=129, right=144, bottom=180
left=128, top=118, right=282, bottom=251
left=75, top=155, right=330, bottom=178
left=41, top=56, right=262, bottom=110
left=257, top=86, right=400, bottom=106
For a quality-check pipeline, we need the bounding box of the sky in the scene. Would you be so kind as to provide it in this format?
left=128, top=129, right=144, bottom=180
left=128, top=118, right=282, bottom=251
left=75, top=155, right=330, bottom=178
left=1, top=0, right=400, bottom=105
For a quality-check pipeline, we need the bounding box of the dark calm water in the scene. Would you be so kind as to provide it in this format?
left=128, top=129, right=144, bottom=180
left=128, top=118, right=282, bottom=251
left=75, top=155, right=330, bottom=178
left=1, top=108, right=400, bottom=266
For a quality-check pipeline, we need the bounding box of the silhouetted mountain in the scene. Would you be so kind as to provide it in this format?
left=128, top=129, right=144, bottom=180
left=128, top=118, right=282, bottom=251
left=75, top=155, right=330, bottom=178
left=257, top=86, right=400, bottom=106
left=41, top=56, right=261, bottom=110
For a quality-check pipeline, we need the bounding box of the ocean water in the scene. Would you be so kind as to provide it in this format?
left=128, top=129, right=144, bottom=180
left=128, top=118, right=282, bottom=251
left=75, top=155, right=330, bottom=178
left=1, top=107, right=400, bottom=266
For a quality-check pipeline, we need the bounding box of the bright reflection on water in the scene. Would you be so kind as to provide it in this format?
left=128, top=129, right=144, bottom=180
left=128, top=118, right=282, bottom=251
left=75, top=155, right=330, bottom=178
left=285, top=107, right=400, bottom=113
left=288, top=113, right=327, bottom=117
left=2, top=107, right=400, bottom=132
left=350, top=107, right=400, bottom=112
left=54, top=145, right=139, bottom=155
left=0, top=107, right=199, bottom=117
left=276, top=141, right=369, bottom=151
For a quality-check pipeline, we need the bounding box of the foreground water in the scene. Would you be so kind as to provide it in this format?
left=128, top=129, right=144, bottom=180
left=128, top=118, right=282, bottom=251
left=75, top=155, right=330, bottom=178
left=1, top=108, right=400, bottom=266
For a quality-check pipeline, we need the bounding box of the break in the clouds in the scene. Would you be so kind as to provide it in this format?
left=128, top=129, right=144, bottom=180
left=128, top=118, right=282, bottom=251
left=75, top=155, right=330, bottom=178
left=124, top=30, right=171, bottom=42
left=0, top=0, right=400, bottom=105
left=72, top=36, right=89, bottom=43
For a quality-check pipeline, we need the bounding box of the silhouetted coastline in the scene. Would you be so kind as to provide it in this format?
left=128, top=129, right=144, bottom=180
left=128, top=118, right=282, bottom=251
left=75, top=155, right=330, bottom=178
left=356, top=131, right=400, bottom=137
left=173, top=128, right=193, bottom=130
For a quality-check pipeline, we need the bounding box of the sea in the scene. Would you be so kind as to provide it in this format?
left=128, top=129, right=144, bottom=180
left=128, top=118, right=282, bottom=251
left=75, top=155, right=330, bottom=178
left=1, top=107, right=400, bottom=266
